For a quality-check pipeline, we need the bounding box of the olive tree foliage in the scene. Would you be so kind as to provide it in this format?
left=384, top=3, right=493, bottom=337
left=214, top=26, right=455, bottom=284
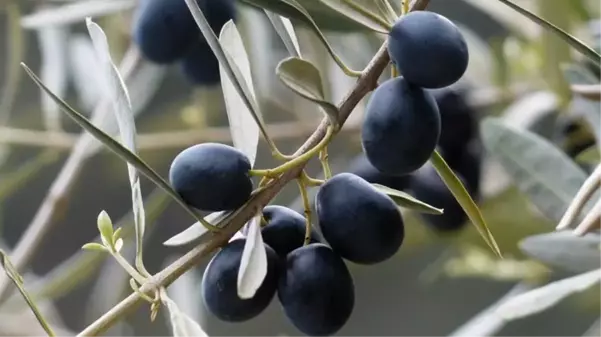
left=0, top=0, right=598, bottom=336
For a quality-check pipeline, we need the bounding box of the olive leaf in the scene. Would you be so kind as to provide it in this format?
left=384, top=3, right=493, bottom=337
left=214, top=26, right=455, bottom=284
left=184, top=1, right=281, bottom=158
left=519, top=231, right=601, bottom=274
left=20, top=63, right=217, bottom=231
left=481, top=117, right=596, bottom=223
left=372, top=184, right=443, bottom=215
left=86, top=17, right=147, bottom=269
left=0, top=250, right=56, bottom=336
left=241, top=0, right=388, bottom=33
left=240, top=0, right=363, bottom=76
left=318, top=0, right=393, bottom=31
left=430, top=150, right=502, bottom=258
left=495, top=0, right=600, bottom=65
left=163, top=212, right=232, bottom=247
left=276, top=57, right=340, bottom=127
left=237, top=215, right=267, bottom=299
left=161, top=290, right=208, bottom=337
left=96, top=210, right=114, bottom=249
left=219, top=20, right=260, bottom=167
left=264, top=10, right=301, bottom=57
left=492, top=268, right=601, bottom=321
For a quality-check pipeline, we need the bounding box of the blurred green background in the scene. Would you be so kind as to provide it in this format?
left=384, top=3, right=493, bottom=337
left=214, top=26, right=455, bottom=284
left=0, top=0, right=599, bottom=336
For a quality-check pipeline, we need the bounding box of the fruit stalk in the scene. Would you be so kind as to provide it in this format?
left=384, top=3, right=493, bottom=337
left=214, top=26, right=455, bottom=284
left=77, top=2, right=432, bottom=335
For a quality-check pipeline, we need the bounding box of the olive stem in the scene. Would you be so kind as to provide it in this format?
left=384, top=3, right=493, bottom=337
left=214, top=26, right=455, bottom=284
left=319, top=148, right=332, bottom=179
left=403, top=0, right=409, bottom=14
left=249, top=125, right=335, bottom=178
left=111, top=252, right=147, bottom=285
left=296, top=177, right=313, bottom=245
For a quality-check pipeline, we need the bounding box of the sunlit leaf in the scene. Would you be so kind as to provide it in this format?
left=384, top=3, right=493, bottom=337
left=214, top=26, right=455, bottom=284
left=240, top=0, right=363, bottom=76
left=496, top=0, right=601, bottom=64
left=430, top=151, right=502, bottom=258
left=519, top=231, right=600, bottom=274
left=163, top=212, right=232, bottom=247
left=87, top=18, right=146, bottom=269
left=37, top=23, right=68, bottom=131
left=96, top=210, right=114, bottom=249
left=372, top=183, right=443, bottom=215
left=161, top=290, right=208, bottom=337
left=481, top=117, right=594, bottom=223
left=264, top=10, right=301, bottom=57
left=241, top=0, right=388, bottom=32
left=20, top=63, right=217, bottom=231
left=20, top=0, right=136, bottom=29
left=81, top=243, right=108, bottom=252
left=185, top=2, right=280, bottom=158
left=492, top=268, right=601, bottom=321
left=237, top=215, right=267, bottom=299
left=276, top=57, right=339, bottom=127
left=219, top=20, right=260, bottom=166
left=318, top=0, right=392, bottom=31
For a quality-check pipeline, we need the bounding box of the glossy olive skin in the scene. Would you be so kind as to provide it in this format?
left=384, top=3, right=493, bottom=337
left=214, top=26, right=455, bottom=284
left=315, top=173, right=405, bottom=265
left=261, top=205, right=321, bottom=257
left=201, top=239, right=280, bottom=322
left=388, top=11, right=469, bottom=89
left=361, top=76, right=441, bottom=176
left=169, top=143, right=252, bottom=212
left=277, top=243, right=355, bottom=336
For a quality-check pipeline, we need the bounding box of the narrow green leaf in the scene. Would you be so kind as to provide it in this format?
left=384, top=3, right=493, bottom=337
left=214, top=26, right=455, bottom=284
left=480, top=117, right=595, bottom=223
left=241, top=0, right=388, bottom=32
left=372, top=183, right=443, bottom=215
left=81, top=243, right=108, bottom=252
left=240, top=0, right=363, bottom=76
left=430, top=150, right=502, bottom=258
left=96, top=210, right=114, bottom=248
left=492, top=268, right=601, bottom=321
left=317, top=0, right=392, bottom=31
left=161, top=290, right=209, bottom=337
left=20, top=62, right=217, bottom=231
left=218, top=20, right=260, bottom=167
left=264, top=10, right=301, bottom=57
left=184, top=1, right=278, bottom=159
left=276, top=57, right=339, bottom=127
left=112, top=227, right=123, bottom=243
left=163, top=211, right=232, bottom=247
left=519, top=231, right=600, bottom=274
left=87, top=17, right=147, bottom=271
left=238, top=215, right=267, bottom=299
left=496, top=0, right=601, bottom=65
left=0, top=250, right=56, bottom=336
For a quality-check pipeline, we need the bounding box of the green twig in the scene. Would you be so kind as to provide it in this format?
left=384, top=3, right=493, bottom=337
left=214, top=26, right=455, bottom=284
left=296, top=177, right=313, bottom=245
left=0, top=250, right=56, bottom=336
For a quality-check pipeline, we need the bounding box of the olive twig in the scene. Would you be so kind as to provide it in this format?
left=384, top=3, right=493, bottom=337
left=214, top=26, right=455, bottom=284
left=403, top=0, right=409, bottom=14
left=319, top=147, right=332, bottom=179
left=301, top=171, right=325, bottom=187
left=249, top=125, right=335, bottom=178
